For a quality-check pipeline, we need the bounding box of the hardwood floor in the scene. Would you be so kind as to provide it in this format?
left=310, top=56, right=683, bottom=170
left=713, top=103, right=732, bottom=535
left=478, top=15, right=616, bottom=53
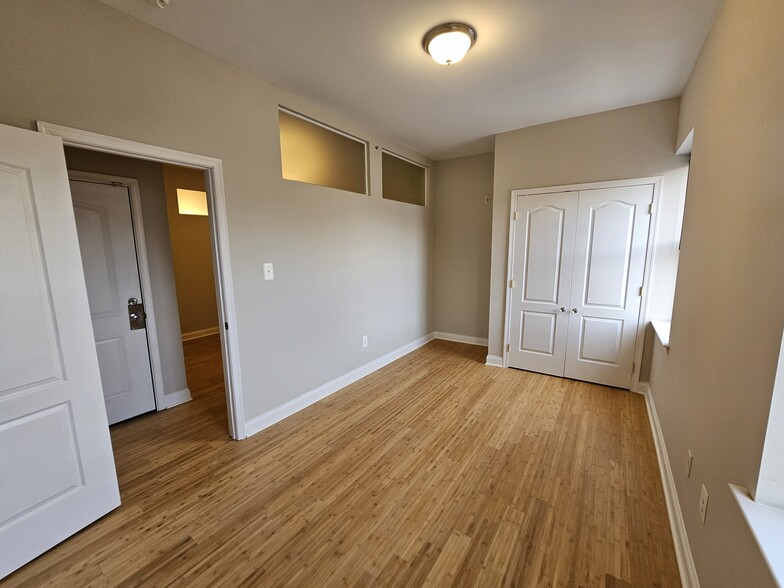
left=5, top=338, right=680, bottom=587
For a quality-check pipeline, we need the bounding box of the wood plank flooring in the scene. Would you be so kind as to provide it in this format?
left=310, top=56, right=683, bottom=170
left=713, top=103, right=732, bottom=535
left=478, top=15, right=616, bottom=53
left=5, top=337, right=680, bottom=587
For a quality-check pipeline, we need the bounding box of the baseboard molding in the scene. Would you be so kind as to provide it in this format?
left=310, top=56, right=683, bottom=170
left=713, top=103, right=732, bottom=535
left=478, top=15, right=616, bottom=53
left=181, top=327, right=220, bottom=342
left=434, top=331, right=488, bottom=347
left=640, top=382, right=700, bottom=588
left=244, top=333, right=435, bottom=438
left=163, top=387, right=192, bottom=408
left=485, top=354, right=504, bottom=368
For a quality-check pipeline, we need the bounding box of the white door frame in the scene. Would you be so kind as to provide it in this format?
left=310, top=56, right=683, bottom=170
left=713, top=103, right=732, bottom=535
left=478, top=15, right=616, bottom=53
left=68, top=170, right=167, bottom=413
left=38, top=121, right=247, bottom=439
left=504, top=176, right=662, bottom=392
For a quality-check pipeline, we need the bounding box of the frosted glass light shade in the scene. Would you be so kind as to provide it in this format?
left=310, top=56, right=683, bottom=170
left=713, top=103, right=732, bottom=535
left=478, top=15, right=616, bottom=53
left=423, top=23, right=476, bottom=65
left=176, top=188, right=208, bottom=216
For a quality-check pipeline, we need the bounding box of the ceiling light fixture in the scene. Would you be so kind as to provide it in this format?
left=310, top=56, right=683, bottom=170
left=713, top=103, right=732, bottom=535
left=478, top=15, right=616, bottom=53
left=422, top=22, right=477, bottom=65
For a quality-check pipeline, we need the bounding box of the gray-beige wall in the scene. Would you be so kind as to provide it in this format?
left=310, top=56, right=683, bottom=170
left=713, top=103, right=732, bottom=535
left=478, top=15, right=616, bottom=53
left=487, top=98, right=690, bottom=361
left=161, top=164, right=219, bottom=336
left=648, top=0, right=784, bottom=585
left=0, top=0, right=434, bottom=424
left=62, top=147, right=188, bottom=400
left=434, top=153, right=494, bottom=341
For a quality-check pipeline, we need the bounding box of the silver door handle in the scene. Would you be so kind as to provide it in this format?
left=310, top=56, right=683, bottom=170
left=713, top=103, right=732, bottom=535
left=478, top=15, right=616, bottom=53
left=571, top=308, right=579, bottom=313
left=559, top=307, right=567, bottom=313
left=129, top=313, right=140, bottom=321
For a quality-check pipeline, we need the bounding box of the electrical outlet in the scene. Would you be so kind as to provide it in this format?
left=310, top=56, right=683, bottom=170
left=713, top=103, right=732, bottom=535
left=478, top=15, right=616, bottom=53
left=687, top=450, right=693, bottom=478
left=698, top=484, right=709, bottom=524
left=362, top=335, right=368, bottom=348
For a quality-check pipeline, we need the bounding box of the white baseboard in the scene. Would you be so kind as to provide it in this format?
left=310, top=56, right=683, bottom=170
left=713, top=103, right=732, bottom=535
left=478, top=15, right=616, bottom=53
left=163, top=387, right=192, bottom=408
left=485, top=355, right=504, bottom=368
left=434, top=331, right=488, bottom=346
left=181, top=326, right=220, bottom=342
left=244, top=333, right=435, bottom=438
left=640, top=382, right=700, bottom=587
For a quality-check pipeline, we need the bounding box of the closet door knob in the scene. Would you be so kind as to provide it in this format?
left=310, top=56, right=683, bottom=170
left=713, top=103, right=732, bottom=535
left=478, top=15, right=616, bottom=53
left=571, top=308, right=579, bottom=313
left=559, top=307, right=567, bottom=313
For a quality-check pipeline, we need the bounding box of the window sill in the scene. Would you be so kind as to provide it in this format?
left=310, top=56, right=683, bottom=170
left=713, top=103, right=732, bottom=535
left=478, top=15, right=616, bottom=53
left=730, top=483, right=784, bottom=584
left=651, top=320, right=671, bottom=354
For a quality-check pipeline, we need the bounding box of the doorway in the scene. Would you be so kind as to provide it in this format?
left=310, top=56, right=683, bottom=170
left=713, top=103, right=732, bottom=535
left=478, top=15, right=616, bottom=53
left=39, top=121, right=246, bottom=439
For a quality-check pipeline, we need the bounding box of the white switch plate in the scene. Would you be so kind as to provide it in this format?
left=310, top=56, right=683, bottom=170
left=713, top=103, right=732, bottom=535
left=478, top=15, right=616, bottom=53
left=698, top=484, right=709, bottom=524
left=263, top=262, right=274, bottom=281
left=687, top=450, right=693, bottom=477
left=362, top=335, right=368, bottom=348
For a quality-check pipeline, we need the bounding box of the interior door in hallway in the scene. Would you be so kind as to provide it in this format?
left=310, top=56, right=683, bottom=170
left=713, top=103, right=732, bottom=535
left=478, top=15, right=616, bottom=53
left=0, top=123, right=120, bottom=579
left=508, top=192, right=578, bottom=376
left=70, top=179, right=156, bottom=424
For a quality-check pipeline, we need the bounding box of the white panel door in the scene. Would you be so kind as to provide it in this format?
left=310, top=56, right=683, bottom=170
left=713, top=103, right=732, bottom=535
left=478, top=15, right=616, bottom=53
left=70, top=180, right=156, bottom=425
left=0, top=124, right=120, bottom=578
left=564, top=185, right=653, bottom=388
left=508, top=192, right=578, bottom=376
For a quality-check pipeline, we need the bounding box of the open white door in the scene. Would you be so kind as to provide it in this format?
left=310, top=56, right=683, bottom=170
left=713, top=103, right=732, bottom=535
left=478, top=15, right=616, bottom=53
left=0, top=124, right=120, bottom=578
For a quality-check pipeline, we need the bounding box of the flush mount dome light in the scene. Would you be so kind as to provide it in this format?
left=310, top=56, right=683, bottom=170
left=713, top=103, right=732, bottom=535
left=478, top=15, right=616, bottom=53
left=422, top=22, right=477, bottom=65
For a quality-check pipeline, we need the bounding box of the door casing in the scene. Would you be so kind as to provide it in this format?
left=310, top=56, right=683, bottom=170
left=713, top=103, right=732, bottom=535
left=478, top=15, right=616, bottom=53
left=503, top=176, right=662, bottom=393
left=38, top=122, right=247, bottom=439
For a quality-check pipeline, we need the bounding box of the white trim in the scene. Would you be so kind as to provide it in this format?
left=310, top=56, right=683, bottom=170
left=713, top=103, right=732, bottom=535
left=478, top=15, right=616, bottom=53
left=163, top=387, right=192, bottom=408
left=730, top=484, right=784, bottom=586
left=38, top=121, right=246, bottom=440
left=181, top=326, right=221, bottom=342
left=245, top=333, right=434, bottom=438
left=503, top=176, right=662, bottom=391
left=434, top=331, right=488, bottom=346
left=640, top=382, right=700, bottom=587
left=485, top=355, right=504, bottom=368
left=67, top=171, right=168, bottom=413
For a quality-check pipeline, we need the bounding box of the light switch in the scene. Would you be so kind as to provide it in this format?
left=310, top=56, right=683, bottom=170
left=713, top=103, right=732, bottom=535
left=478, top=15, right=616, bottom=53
left=263, top=262, right=274, bottom=281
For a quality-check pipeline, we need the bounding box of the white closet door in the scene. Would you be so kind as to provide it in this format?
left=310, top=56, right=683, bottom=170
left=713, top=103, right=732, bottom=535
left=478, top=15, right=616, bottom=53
left=508, top=192, right=578, bottom=376
left=564, top=185, right=653, bottom=388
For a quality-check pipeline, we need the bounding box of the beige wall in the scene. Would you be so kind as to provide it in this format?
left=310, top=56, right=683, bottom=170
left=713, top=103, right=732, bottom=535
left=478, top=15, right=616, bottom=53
left=162, top=165, right=219, bottom=335
left=0, top=0, right=434, bottom=423
left=488, top=98, right=689, bottom=360
left=434, top=153, right=494, bottom=339
left=648, top=0, right=784, bottom=585
left=62, top=147, right=187, bottom=399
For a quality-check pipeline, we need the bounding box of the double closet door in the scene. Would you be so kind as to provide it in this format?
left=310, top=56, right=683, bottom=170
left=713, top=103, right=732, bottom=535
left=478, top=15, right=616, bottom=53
left=508, top=183, right=654, bottom=389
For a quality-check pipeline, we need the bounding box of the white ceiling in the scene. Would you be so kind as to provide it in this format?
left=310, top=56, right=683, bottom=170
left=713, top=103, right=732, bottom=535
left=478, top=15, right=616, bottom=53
left=98, top=0, right=720, bottom=160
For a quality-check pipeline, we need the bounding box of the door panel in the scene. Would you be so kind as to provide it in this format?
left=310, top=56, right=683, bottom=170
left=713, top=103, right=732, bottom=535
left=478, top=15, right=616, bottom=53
left=70, top=180, right=156, bottom=425
left=508, top=192, right=578, bottom=375
left=583, top=201, right=636, bottom=309
left=0, top=123, right=120, bottom=579
left=565, top=185, right=653, bottom=388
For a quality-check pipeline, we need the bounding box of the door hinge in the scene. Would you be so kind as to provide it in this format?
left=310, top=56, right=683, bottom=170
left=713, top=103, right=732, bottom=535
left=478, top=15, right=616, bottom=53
left=639, top=286, right=645, bottom=296
left=649, top=202, right=655, bottom=215
left=111, top=181, right=123, bottom=187
left=224, top=322, right=229, bottom=330
left=509, top=280, right=516, bottom=289
left=513, top=211, right=519, bottom=221
left=506, top=344, right=510, bottom=352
